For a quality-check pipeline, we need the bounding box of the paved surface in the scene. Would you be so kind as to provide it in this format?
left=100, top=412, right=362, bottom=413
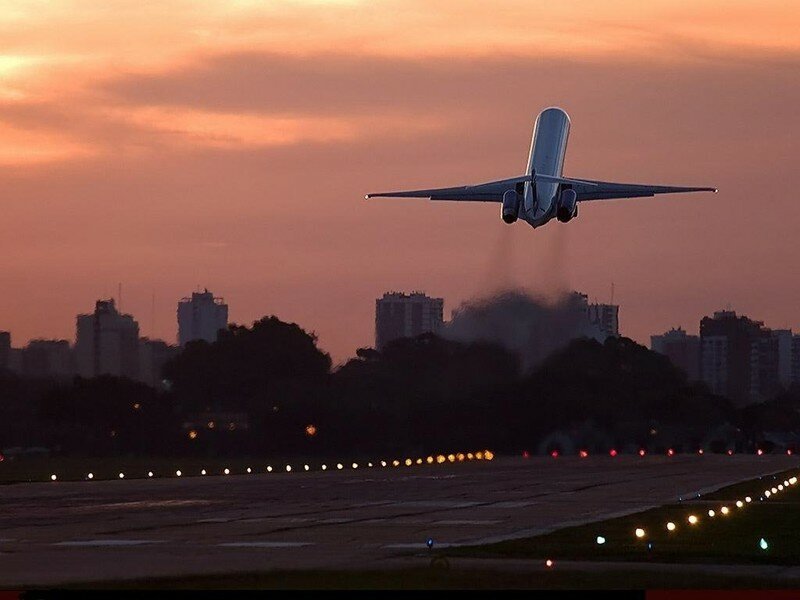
left=0, top=455, right=797, bottom=586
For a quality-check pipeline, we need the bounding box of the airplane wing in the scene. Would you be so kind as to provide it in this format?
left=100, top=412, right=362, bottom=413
left=365, top=175, right=531, bottom=202
left=366, top=175, right=716, bottom=203
left=570, top=178, right=717, bottom=202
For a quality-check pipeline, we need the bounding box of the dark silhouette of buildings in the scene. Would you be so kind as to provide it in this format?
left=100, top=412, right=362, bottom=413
left=792, top=335, right=800, bottom=387
left=0, top=331, right=73, bottom=378
left=700, top=310, right=780, bottom=407
left=177, top=289, right=228, bottom=346
left=75, top=299, right=140, bottom=379
left=138, top=338, right=180, bottom=389
left=21, top=340, right=73, bottom=378
left=576, top=292, right=619, bottom=338
left=651, top=327, right=700, bottom=381
left=772, top=329, right=793, bottom=388
left=0, top=331, right=9, bottom=371
left=375, top=291, right=444, bottom=350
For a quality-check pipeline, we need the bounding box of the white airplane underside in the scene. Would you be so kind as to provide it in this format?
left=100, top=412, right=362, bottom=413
left=365, top=107, right=717, bottom=228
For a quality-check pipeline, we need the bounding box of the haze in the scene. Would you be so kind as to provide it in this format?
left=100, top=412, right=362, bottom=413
left=1, top=0, right=798, bottom=363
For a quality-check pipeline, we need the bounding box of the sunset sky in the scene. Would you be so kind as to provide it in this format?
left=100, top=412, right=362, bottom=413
left=1, top=0, right=799, bottom=364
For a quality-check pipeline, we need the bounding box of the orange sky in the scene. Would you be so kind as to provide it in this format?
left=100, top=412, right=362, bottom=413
left=1, top=0, right=799, bottom=364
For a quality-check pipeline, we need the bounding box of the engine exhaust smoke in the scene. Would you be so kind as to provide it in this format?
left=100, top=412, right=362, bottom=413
left=443, top=288, right=607, bottom=371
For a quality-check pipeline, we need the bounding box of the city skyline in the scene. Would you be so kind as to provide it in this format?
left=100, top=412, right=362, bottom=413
left=4, top=283, right=800, bottom=366
left=0, top=2, right=798, bottom=364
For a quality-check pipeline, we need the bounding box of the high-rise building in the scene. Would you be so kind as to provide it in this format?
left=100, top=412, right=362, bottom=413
left=587, top=302, right=619, bottom=337
left=177, top=289, right=228, bottom=346
left=700, top=310, right=780, bottom=406
left=651, top=327, right=700, bottom=380
left=754, top=332, right=781, bottom=400
left=574, top=292, right=620, bottom=338
left=22, top=340, right=73, bottom=378
left=7, top=349, right=23, bottom=374
left=375, top=291, right=444, bottom=350
left=0, top=331, right=10, bottom=371
left=771, top=329, right=793, bottom=389
left=75, top=299, right=140, bottom=379
left=138, top=338, right=180, bottom=389
left=791, top=335, right=800, bottom=387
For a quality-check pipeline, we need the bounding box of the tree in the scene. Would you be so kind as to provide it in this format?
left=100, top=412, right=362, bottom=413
left=162, top=316, right=332, bottom=453
left=38, top=376, right=176, bottom=455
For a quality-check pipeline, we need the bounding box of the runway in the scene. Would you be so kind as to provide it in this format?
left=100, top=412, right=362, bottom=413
left=1, top=454, right=796, bottom=586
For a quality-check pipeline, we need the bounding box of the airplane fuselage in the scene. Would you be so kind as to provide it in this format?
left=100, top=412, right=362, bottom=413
left=521, top=107, right=571, bottom=228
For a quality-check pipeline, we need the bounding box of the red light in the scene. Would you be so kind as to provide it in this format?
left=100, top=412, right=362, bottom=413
left=638, top=449, right=646, bottom=457
left=698, top=449, right=704, bottom=455
left=522, top=450, right=530, bottom=459
left=727, top=449, right=734, bottom=456
left=609, top=449, right=617, bottom=457
left=667, top=448, right=674, bottom=457
left=0, top=453, right=4, bottom=462
left=550, top=450, right=559, bottom=458
left=545, top=559, right=554, bottom=569
left=757, top=449, right=763, bottom=456
left=788, top=449, right=793, bottom=456
left=579, top=450, right=588, bottom=458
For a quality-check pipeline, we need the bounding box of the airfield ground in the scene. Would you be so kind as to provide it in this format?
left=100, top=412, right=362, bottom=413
left=1, top=454, right=798, bottom=588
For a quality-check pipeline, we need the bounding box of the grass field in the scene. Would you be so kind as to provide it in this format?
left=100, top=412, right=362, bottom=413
left=451, top=468, right=800, bottom=566
left=69, top=566, right=796, bottom=590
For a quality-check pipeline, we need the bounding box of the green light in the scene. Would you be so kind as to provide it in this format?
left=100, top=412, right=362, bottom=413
left=759, top=538, right=769, bottom=551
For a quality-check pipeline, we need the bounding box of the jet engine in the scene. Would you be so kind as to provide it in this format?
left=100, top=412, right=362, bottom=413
left=556, top=188, right=578, bottom=223
left=501, top=189, right=520, bottom=224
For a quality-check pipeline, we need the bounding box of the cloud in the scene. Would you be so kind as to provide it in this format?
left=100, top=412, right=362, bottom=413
left=0, top=119, right=95, bottom=165
left=5, top=0, right=797, bottom=70
left=101, top=49, right=799, bottom=124
left=2, top=48, right=797, bottom=170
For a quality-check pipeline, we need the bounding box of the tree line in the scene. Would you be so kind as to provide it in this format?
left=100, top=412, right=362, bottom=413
left=1, top=315, right=797, bottom=458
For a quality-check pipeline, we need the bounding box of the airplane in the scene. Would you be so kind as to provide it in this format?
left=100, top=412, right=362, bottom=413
left=365, top=107, right=717, bottom=228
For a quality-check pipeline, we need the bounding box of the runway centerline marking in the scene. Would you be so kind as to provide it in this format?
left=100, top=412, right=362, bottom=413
left=433, top=519, right=502, bottom=525
left=390, top=501, right=480, bottom=508
left=383, top=542, right=456, bottom=549
left=218, top=542, right=313, bottom=548
left=53, top=539, right=164, bottom=547
left=493, top=501, right=539, bottom=508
